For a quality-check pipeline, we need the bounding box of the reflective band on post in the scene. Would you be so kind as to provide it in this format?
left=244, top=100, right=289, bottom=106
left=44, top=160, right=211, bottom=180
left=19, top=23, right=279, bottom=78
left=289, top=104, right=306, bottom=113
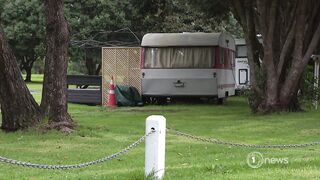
left=109, top=90, right=115, bottom=94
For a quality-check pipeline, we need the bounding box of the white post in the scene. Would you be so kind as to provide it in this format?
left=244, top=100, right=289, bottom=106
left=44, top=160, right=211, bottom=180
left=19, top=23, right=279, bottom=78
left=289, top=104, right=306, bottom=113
left=145, top=115, right=166, bottom=179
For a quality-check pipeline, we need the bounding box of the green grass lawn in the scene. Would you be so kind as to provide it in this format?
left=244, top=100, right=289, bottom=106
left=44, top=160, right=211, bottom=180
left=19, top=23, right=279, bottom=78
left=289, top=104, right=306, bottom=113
left=1, top=74, right=320, bottom=179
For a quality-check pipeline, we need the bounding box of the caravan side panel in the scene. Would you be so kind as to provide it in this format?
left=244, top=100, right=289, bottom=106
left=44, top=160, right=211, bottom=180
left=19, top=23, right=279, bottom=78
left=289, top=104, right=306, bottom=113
left=142, top=69, right=235, bottom=97
left=235, top=58, right=250, bottom=89
left=216, top=69, right=236, bottom=98
left=142, top=69, right=218, bottom=96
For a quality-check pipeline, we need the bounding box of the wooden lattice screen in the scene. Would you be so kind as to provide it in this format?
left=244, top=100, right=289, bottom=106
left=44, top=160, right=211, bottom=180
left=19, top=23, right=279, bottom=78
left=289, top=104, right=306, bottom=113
left=102, top=47, right=141, bottom=105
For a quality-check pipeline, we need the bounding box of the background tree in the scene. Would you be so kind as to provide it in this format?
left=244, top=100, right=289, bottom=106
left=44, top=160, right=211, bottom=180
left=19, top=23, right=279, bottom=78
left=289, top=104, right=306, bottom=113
left=1, top=0, right=45, bottom=82
left=0, top=25, right=42, bottom=131
left=190, top=0, right=320, bottom=112
left=229, top=0, right=320, bottom=112
left=1, top=0, right=242, bottom=77
left=65, top=0, right=130, bottom=75
left=129, top=0, right=171, bottom=32
left=130, top=0, right=242, bottom=36
left=41, top=0, right=74, bottom=132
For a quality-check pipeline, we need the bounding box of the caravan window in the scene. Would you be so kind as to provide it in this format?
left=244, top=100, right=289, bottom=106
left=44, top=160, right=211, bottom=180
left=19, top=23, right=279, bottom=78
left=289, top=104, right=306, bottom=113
left=236, top=45, right=247, bottom=58
left=144, top=47, right=215, bottom=68
left=220, top=48, right=225, bottom=65
left=230, top=50, right=235, bottom=67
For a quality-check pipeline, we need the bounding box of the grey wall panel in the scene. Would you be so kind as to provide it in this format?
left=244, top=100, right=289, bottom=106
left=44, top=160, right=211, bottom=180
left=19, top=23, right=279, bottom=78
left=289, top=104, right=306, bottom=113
left=142, top=69, right=218, bottom=96
left=141, top=69, right=235, bottom=97
left=142, top=79, right=218, bottom=96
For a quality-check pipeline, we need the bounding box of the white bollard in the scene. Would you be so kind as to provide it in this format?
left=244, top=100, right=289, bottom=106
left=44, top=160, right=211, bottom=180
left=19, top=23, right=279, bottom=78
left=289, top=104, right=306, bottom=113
left=145, top=115, right=166, bottom=179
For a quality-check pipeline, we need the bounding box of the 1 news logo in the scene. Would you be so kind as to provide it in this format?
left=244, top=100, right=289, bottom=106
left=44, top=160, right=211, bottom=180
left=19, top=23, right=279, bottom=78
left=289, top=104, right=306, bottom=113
left=247, top=152, right=289, bottom=168
left=247, top=152, right=264, bottom=168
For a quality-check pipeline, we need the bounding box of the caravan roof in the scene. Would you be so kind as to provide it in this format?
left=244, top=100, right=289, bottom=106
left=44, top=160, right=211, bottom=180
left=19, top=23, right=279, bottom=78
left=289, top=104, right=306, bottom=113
left=235, top=39, right=246, bottom=45
left=141, top=32, right=235, bottom=50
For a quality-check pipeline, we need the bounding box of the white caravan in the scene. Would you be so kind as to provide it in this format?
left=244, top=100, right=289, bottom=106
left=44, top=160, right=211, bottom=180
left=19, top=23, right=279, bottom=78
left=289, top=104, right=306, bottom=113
left=235, top=39, right=250, bottom=90
left=140, top=33, right=236, bottom=104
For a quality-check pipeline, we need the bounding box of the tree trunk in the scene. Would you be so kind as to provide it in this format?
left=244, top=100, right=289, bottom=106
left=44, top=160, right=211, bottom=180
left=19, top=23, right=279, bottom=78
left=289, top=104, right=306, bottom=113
left=20, top=55, right=36, bottom=82
left=24, top=65, right=33, bottom=82
left=41, top=0, right=74, bottom=132
left=85, top=58, right=101, bottom=75
left=0, top=25, right=41, bottom=132
left=85, top=57, right=96, bottom=75
left=231, top=0, right=320, bottom=112
left=85, top=49, right=101, bottom=75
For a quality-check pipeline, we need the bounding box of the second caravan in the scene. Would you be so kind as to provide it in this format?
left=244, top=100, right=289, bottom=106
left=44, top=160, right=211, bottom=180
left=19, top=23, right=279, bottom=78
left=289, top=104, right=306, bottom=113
left=140, top=32, right=236, bottom=104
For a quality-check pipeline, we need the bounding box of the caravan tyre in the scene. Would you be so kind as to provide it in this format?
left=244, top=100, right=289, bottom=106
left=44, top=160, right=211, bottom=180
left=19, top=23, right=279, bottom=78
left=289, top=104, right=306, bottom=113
left=217, top=97, right=225, bottom=105
left=156, top=97, right=167, bottom=105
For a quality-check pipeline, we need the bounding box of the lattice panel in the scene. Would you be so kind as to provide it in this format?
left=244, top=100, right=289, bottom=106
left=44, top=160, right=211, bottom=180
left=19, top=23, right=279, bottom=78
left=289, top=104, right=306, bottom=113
left=102, top=47, right=141, bottom=105
left=128, top=48, right=142, bottom=93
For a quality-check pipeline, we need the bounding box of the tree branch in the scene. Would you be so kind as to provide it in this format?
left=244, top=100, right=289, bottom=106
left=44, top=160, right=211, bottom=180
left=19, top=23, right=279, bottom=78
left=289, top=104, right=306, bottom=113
left=302, top=20, right=320, bottom=63
left=277, top=20, right=296, bottom=77
left=292, top=1, right=307, bottom=60
left=279, top=1, right=319, bottom=102
left=230, top=0, right=246, bottom=28
left=303, top=1, right=320, bottom=53
left=256, top=0, right=268, bottom=37
left=267, top=0, right=278, bottom=40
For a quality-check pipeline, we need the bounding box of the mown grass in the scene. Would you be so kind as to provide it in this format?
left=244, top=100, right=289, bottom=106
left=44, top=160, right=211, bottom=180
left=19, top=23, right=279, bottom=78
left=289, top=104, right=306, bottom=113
left=0, top=74, right=320, bottom=179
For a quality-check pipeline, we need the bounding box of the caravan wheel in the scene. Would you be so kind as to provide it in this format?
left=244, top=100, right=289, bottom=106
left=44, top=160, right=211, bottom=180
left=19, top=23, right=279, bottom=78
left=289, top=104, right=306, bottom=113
left=142, top=96, right=151, bottom=104
left=217, top=97, right=225, bottom=105
left=156, top=97, right=167, bottom=105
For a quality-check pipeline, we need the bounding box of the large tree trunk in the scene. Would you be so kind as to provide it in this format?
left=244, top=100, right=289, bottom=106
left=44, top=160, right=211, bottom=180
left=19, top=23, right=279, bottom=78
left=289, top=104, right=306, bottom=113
left=41, top=0, right=74, bottom=132
left=231, top=0, right=320, bottom=112
left=0, top=25, right=41, bottom=131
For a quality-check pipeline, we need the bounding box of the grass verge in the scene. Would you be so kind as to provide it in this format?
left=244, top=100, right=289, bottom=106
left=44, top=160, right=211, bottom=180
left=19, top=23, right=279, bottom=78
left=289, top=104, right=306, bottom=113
left=0, top=74, right=319, bottom=179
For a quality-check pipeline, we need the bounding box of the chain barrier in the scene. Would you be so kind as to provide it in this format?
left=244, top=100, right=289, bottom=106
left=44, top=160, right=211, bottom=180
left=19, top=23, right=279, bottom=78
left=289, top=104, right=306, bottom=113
left=2, top=126, right=320, bottom=170
left=167, top=128, right=320, bottom=149
left=0, top=130, right=155, bottom=170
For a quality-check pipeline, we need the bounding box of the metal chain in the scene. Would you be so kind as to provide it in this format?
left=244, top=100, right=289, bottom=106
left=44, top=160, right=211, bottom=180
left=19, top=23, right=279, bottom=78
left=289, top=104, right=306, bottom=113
left=166, top=128, right=320, bottom=149
left=0, top=130, right=155, bottom=169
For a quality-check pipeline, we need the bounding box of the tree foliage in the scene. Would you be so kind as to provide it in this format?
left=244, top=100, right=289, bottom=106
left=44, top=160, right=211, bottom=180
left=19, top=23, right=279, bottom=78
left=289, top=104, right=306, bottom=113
left=65, top=0, right=130, bottom=39
left=1, top=0, right=45, bottom=81
left=65, top=0, right=131, bottom=75
left=1, top=0, right=243, bottom=76
left=130, top=0, right=242, bottom=36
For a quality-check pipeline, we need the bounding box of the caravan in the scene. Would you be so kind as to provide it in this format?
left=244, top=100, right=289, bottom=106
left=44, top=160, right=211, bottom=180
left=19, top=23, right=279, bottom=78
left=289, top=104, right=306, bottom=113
left=235, top=39, right=250, bottom=91
left=140, top=33, right=236, bottom=104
